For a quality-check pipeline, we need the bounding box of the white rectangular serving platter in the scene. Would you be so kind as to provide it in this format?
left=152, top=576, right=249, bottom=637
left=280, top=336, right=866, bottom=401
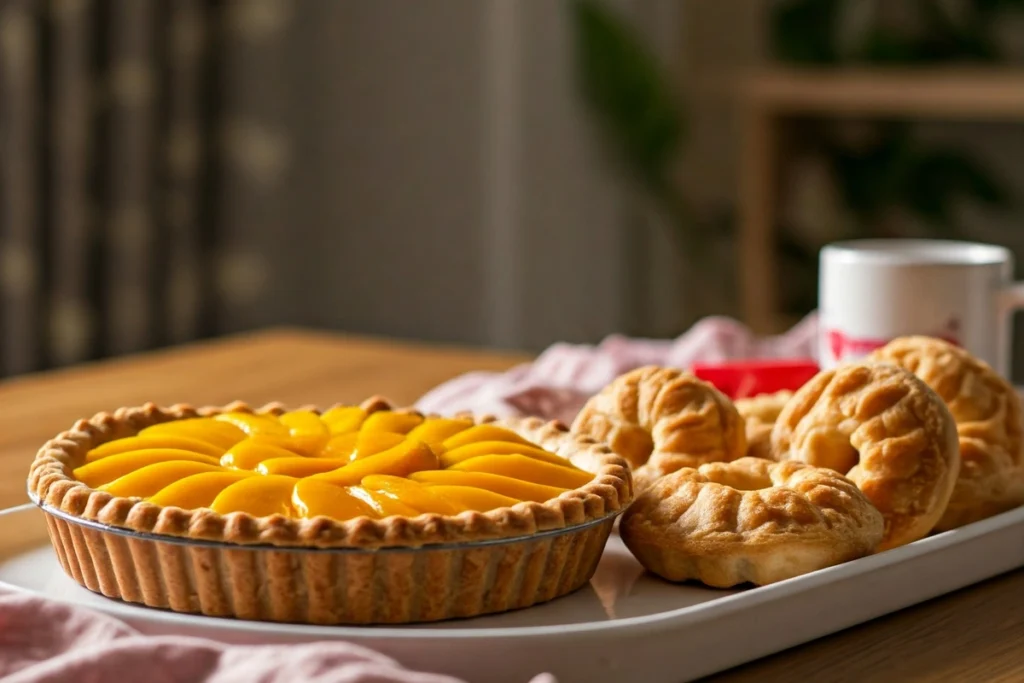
left=1, top=502, right=1023, bottom=683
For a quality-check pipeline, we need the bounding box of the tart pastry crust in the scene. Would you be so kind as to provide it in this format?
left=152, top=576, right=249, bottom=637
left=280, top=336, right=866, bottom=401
left=619, top=457, right=884, bottom=587
left=734, top=390, right=793, bottom=460
left=869, top=336, right=1024, bottom=530
left=27, top=399, right=633, bottom=624
left=772, top=363, right=960, bottom=550
left=572, top=366, right=746, bottom=491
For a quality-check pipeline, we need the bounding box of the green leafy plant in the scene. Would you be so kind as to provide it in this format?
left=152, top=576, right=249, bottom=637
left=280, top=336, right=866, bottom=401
left=571, top=0, right=699, bottom=257
left=773, top=0, right=1024, bottom=65
left=770, top=0, right=1019, bottom=315
left=821, top=121, right=1009, bottom=238
left=772, top=0, right=1017, bottom=238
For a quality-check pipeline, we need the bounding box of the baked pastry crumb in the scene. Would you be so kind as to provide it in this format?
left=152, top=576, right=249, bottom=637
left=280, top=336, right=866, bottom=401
left=870, top=336, right=1024, bottom=530
left=772, top=362, right=960, bottom=550
left=735, top=390, right=793, bottom=460
left=619, top=457, right=884, bottom=587
left=572, top=366, right=746, bottom=491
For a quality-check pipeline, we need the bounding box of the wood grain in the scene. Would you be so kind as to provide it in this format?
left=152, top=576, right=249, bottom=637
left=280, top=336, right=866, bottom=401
left=1, top=329, right=1020, bottom=681
left=743, top=68, right=1024, bottom=119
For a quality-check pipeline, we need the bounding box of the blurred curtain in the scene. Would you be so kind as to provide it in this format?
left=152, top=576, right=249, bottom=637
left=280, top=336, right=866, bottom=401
left=0, top=0, right=226, bottom=376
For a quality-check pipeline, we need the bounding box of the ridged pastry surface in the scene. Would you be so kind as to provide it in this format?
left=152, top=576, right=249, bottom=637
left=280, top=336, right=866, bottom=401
left=572, top=366, right=746, bottom=491
left=772, top=362, right=959, bottom=550
left=619, top=457, right=884, bottom=587
left=735, top=390, right=793, bottom=460
left=870, top=336, right=1024, bottom=530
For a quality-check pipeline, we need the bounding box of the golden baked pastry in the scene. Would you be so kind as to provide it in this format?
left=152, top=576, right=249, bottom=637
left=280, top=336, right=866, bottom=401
left=28, top=399, right=632, bottom=624
left=619, top=457, right=884, bottom=587
left=869, top=336, right=1024, bottom=530
left=734, top=390, right=793, bottom=460
left=572, top=366, right=746, bottom=491
left=772, top=363, right=959, bottom=550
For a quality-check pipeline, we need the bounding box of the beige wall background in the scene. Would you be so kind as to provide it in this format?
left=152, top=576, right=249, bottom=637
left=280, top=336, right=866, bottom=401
left=213, top=0, right=1024, bottom=352
left=215, top=0, right=688, bottom=351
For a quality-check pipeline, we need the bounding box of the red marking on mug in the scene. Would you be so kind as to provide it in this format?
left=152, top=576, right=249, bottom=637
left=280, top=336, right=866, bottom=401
left=827, top=329, right=887, bottom=361
left=826, top=318, right=961, bottom=362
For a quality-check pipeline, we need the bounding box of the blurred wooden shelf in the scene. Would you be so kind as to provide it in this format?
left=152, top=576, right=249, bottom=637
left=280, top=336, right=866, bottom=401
left=735, top=68, right=1024, bottom=334
left=744, top=68, right=1024, bottom=118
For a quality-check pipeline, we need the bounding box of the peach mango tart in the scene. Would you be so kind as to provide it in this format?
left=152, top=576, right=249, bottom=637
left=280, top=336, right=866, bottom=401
left=75, top=411, right=592, bottom=520
left=28, top=399, right=632, bottom=624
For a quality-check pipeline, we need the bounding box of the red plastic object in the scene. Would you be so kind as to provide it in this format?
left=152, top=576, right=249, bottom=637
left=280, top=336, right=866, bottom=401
left=691, top=359, right=820, bottom=400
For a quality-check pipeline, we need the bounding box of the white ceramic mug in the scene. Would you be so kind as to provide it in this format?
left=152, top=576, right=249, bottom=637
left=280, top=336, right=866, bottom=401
left=818, top=239, right=1024, bottom=377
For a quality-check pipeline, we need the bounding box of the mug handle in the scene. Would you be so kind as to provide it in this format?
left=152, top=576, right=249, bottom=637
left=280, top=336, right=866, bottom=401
left=999, top=285, right=1024, bottom=377
left=999, top=282, right=1024, bottom=314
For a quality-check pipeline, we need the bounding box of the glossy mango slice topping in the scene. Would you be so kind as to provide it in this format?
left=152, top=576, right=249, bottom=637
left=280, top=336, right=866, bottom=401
left=73, top=449, right=220, bottom=488
left=361, top=474, right=465, bottom=515
left=72, top=408, right=595, bottom=522
left=279, top=410, right=331, bottom=453
left=292, top=479, right=379, bottom=520
left=99, top=460, right=223, bottom=498
left=280, top=410, right=329, bottom=437
left=210, top=475, right=298, bottom=516
left=440, top=441, right=576, bottom=469
left=320, top=406, right=367, bottom=434
left=318, top=432, right=359, bottom=459
left=310, top=441, right=439, bottom=487
left=426, top=485, right=520, bottom=512
left=319, top=431, right=407, bottom=461
left=450, top=455, right=594, bottom=489
left=348, top=486, right=423, bottom=518
left=87, top=435, right=224, bottom=462
left=441, top=425, right=533, bottom=451
left=361, top=411, right=424, bottom=435
left=148, top=471, right=254, bottom=509
left=245, top=434, right=311, bottom=455
left=409, top=470, right=568, bottom=502
left=215, top=412, right=289, bottom=437
left=139, top=418, right=246, bottom=449
left=220, top=440, right=299, bottom=470
left=405, top=418, right=474, bottom=447
left=256, top=456, right=350, bottom=477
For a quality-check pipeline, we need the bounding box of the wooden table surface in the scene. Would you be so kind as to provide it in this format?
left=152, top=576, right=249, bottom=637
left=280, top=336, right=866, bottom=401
left=0, top=329, right=1021, bottom=682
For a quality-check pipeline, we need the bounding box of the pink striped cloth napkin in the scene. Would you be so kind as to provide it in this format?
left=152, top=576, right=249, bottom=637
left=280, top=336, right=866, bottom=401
left=0, top=588, right=555, bottom=683
left=416, top=314, right=819, bottom=423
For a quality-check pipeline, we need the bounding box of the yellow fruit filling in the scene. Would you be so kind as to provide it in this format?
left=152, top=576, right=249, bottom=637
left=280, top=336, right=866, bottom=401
left=75, top=409, right=592, bottom=521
